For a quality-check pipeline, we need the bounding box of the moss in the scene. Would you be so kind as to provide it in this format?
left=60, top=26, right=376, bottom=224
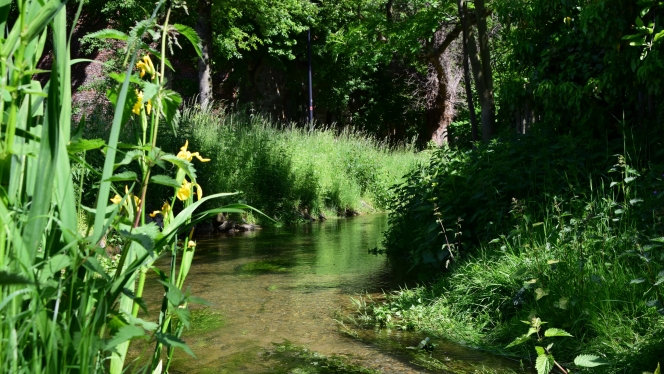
left=266, top=341, right=380, bottom=374
left=184, top=308, right=225, bottom=336
left=237, top=259, right=294, bottom=274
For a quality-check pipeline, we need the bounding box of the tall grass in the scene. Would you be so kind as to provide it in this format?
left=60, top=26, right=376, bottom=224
left=157, top=103, right=427, bottom=222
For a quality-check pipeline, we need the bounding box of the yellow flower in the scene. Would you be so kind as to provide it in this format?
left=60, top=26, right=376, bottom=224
left=123, top=185, right=141, bottom=207
left=110, top=194, right=122, bottom=205
left=136, top=55, right=156, bottom=80
left=132, top=90, right=144, bottom=115
left=146, top=99, right=152, bottom=115
left=177, top=179, right=192, bottom=201
left=195, top=183, right=203, bottom=200
left=149, top=201, right=171, bottom=217
left=187, top=240, right=196, bottom=248
left=177, top=140, right=210, bottom=162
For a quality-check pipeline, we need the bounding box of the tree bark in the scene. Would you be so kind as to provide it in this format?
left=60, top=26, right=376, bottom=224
left=196, top=0, right=213, bottom=106
left=473, top=0, right=495, bottom=141
left=430, top=58, right=454, bottom=146
left=457, top=0, right=478, bottom=142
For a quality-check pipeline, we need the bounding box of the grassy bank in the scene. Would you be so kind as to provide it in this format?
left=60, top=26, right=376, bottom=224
left=367, top=130, right=664, bottom=373
left=152, top=103, right=427, bottom=222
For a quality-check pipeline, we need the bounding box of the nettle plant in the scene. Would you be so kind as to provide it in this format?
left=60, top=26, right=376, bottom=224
left=507, top=317, right=608, bottom=374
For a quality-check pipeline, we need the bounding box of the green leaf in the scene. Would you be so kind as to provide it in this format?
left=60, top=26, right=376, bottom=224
left=119, top=223, right=160, bottom=253
left=160, top=154, right=196, bottom=181
left=160, top=89, right=182, bottom=134
left=544, top=328, right=573, bottom=338
left=154, top=332, right=195, bottom=357
left=631, top=277, right=646, bottom=284
left=536, top=354, right=554, bottom=374
left=173, top=24, right=202, bottom=59
left=85, top=28, right=129, bottom=41
left=38, top=254, right=71, bottom=283
left=23, top=0, right=67, bottom=48
left=535, top=346, right=546, bottom=355
left=104, top=325, right=145, bottom=350
left=654, top=30, right=664, bottom=43
left=160, top=193, right=236, bottom=243
left=535, top=288, right=549, bottom=300
left=574, top=354, right=610, bottom=367
left=141, top=81, right=160, bottom=102
left=641, top=6, right=650, bottom=17
left=150, top=174, right=181, bottom=188
left=105, top=171, right=138, bottom=182
left=114, top=150, right=143, bottom=169
left=0, top=270, right=33, bottom=285
left=654, top=362, right=661, bottom=374
left=636, top=16, right=645, bottom=28
left=506, top=334, right=530, bottom=348
left=67, top=138, right=105, bottom=153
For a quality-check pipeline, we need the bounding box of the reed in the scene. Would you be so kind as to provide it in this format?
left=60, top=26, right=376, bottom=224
left=0, top=1, right=253, bottom=372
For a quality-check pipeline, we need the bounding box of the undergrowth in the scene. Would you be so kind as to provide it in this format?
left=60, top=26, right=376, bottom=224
left=370, top=129, right=664, bottom=373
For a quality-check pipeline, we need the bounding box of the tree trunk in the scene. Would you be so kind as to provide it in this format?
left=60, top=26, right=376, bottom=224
left=466, top=0, right=495, bottom=142
left=457, top=0, right=478, bottom=142
left=196, top=0, right=212, bottom=106
left=467, top=23, right=494, bottom=141
left=430, top=59, right=454, bottom=146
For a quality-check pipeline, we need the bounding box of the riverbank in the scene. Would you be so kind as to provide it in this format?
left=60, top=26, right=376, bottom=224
left=371, top=130, right=664, bottom=373
left=157, top=104, right=428, bottom=223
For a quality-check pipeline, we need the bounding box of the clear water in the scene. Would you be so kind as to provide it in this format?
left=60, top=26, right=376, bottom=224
left=141, top=214, right=525, bottom=373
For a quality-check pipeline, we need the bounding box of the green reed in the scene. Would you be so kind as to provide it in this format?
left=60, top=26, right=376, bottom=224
left=0, top=1, right=256, bottom=372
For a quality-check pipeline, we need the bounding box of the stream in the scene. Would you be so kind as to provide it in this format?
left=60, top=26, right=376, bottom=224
left=142, top=214, right=526, bottom=373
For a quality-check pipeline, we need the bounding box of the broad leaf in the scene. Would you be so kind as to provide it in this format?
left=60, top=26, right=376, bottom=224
left=506, top=334, right=530, bottom=348
left=119, top=223, right=160, bottom=253
left=574, top=354, right=609, bottom=367
left=86, top=28, right=129, bottom=41
left=154, top=332, right=195, bottom=357
left=544, top=328, right=573, bottom=338
left=150, top=174, right=181, bottom=188
left=160, top=154, right=196, bottom=181
left=104, top=325, right=145, bottom=350
left=67, top=138, right=105, bottom=153
left=535, top=287, right=549, bottom=300
left=38, top=254, right=71, bottom=283
left=536, top=354, right=554, bottom=374
left=160, top=89, right=182, bottom=134
left=105, top=171, right=138, bottom=182
left=173, top=24, right=202, bottom=59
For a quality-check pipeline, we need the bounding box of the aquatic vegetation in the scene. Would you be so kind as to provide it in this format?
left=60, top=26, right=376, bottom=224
left=268, top=341, right=380, bottom=374
left=237, top=259, right=295, bottom=274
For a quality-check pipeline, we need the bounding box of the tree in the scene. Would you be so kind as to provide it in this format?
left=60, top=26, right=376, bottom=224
left=196, top=0, right=213, bottom=104
left=467, top=0, right=494, bottom=141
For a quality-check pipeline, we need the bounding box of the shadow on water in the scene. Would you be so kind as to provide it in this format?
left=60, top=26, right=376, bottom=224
left=138, top=214, right=526, bottom=373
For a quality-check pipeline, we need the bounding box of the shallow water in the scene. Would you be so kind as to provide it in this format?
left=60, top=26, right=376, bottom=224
left=141, top=214, right=525, bottom=373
